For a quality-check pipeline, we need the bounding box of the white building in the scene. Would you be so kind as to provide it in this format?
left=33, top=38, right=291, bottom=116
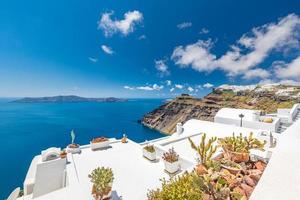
left=7, top=104, right=300, bottom=200
left=214, top=108, right=280, bottom=132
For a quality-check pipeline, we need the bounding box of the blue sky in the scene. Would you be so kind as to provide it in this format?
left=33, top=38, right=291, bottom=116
left=1, top=0, right=300, bottom=98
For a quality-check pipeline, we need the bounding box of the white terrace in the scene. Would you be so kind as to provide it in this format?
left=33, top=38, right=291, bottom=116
left=214, top=104, right=300, bottom=133
left=11, top=104, right=300, bottom=200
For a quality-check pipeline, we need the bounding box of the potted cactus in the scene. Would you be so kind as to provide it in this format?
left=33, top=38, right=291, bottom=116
left=188, top=133, right=217, bottom=175
left=66, top=130, right=81, bottom=154
left=143, top=144, right=156, bottom=161
left=162, top=148, right=180, bottom=174
left=89, top=167, right=114, bottom=200
left=218, top=132, right=266, bottom=163
left=90, top=137, right=110, bottom=150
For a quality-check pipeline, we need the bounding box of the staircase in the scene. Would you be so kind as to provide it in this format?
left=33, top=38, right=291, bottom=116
left=277, top=108, right=300, bottom=133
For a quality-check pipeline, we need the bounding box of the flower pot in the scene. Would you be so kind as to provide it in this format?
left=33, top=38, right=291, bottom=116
left=90, top=141, right=110, bottom=150
left=223, top=148, right=249, bottom=163
left=66, top=144, right=81, bottom=154
left=92, top=185, right=112, bottom=200
left=60, top=152, right=67, bottom=159
left=163, top=160, right=180, bottom=174
left=143, top=149, right=156, bottom=161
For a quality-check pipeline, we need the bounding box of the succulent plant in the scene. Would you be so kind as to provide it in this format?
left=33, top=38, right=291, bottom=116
left=144, top=144, right=155, bottom=153
left=188, top=133, right=217, bottom=167
left=147, top=172, right=203, bottom=200
left=218, top=132, right=266, bottom=153
left=88, top=167, right=114, bottom=199
left=162, top=148, right=179, bottom=163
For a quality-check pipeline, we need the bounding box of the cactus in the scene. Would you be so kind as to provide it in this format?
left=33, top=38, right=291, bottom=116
left=188, top=133, right=217, bottom=167
left=218, top=132, right=266, bottom=153
left=88, top=167, right=114, bottom=199
left=144, top=144, right=155, bottom=153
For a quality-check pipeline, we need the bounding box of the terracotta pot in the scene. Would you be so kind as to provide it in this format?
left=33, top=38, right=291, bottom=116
left=195, top=164, right=207, bottom=175
left=92, top=185, right=112, bottom=200
left=60, top=153, right=67, bottom=159
left=223, top=148, right=249, bottom=163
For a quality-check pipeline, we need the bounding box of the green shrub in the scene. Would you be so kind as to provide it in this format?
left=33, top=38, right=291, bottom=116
left=147, top=172, right=203, bottom=200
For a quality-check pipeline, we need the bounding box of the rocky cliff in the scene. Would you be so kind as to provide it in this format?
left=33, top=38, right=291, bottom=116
left=142, top=84, right=300, bottom=134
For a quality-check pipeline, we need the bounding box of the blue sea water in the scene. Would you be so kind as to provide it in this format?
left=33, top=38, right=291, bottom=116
left=0, top=98, right=165, bottom=199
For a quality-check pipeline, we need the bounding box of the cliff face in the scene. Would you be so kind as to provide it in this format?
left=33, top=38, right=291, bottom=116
left=142, top=84, right=300, bottom=134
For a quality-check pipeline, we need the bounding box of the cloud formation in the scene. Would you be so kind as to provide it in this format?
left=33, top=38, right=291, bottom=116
left=199, top=28, right=209, bottom=34
left=166, top=80, right=172, bottom=86
left=101, top=45, right=114, bottom=55
left=137, top=84, right=164, bottom=91
left=124, top=84, right=164, bottom=91
left=274, top=56, right=300, bottom=80
left=155, top=59, right=170, bottom=76
left=124, top=86, right=134, bottom=90
left=187, top=86, right=194, bottom=92
left=171, top=14, right=300, bottom=80
left=175, top=84, right=184, bottom=89
left=98, top=10, right=143, bottom=37
left=177, top=22, right=192, bottom=29
left=203, top=83, right=214, bottom=88
left=88, top=57, right=98, bottom=63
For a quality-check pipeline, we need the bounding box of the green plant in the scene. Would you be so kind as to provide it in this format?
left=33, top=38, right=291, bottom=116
left=199, top=173, right=231, bottom=200
left=147, top=172, right=203, bottom=200
left=88, top=167, right=114, bottom=199
left=162, top=148, right=179, bottom=163
left=188, top=133, right=217, bottom=167
left=144, top=144, right=155, bottom=153
left=218, top=132, right=266, bottom=153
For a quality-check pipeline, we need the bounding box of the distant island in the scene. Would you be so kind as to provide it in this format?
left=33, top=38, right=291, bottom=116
left=12, top=95, right=127, bottom=103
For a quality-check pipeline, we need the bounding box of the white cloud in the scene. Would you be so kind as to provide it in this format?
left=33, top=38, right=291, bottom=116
left=171, top=39, right=216, bottom=72
left=88, top=57, right=98, bottom=63
left=137, top=84, right=164, bottom=91
left=124, top=85, right=134, bottom=90
left=242, top=68, right=270, bottom=80
left=275, top=56, right=300, bottom=80
left=177, top=22, right=192, bottom=29
left=155, top=59, right=170, bottom=76
left=203, top=83, right=214, bottom=88
left=170, top=88, right=175, bottom=92
left=101, top=45, right=114, bottom=55
left=166, top=80, right=172, bottom=86
left=153, top=84, right=164, bottom=90
left=187, top=86, right=194, bottom=92
left=171, top=14, right=300, bottom=79
left=137, top=86, right=153, bottom=91
left=138, top=35, right=146, bottom=40
left=175, top=84, right=184, bottom=89
left=98, top=10, right=143, bottom=37
left=199, top=28, right=209, bottom=34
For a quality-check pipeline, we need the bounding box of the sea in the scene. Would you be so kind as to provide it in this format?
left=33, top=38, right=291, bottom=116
left=0, top=98, right=165, bottom=199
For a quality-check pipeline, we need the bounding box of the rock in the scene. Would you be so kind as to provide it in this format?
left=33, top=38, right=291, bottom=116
left=248, top=169, right=263, bottom=176
left=241, top=183, right=254, bottom=197
left=141, top=85, right=300, bottom=134
left=244, top=175, right=256, bottom=187
left=249, top=174, right=261, bottom=183
left=255, top=160, right=267, bottom=171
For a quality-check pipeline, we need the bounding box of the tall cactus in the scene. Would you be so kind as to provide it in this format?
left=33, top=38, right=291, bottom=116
left=188, top=133, right=217, bottom=167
